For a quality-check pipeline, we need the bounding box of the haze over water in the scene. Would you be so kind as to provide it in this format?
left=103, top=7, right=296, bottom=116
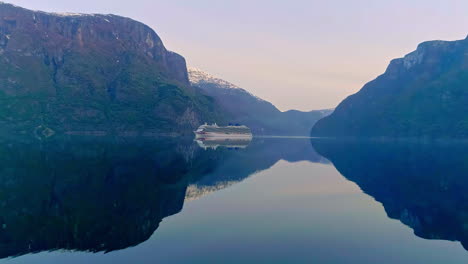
left=0, top=137, right=467, bottom=263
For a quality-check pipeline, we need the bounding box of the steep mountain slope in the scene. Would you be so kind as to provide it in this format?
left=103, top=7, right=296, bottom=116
left=311, top=36, right=468, bottom=138
left=189, top=68, right=332, bottom=135
left=0, top=3, right=221, bottom=135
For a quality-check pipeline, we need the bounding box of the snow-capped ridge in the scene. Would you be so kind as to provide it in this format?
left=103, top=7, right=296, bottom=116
left=188, top=67, right=265, bottom=102
left=0, top=1, right=111, bottom=18
left=188, top=67, right=241, bottom=90
left=50, top=12, right=94, bottom=17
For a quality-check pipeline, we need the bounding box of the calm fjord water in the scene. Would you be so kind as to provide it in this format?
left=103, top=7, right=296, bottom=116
left=0, top=137, right=467, bottom=263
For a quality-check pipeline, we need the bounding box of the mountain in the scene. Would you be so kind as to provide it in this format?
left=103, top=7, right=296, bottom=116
left=0, top=3, right=221, bottom=136
left=311, top=36, right=468, bottom=138
left=189, top=67, right=333, bottom=135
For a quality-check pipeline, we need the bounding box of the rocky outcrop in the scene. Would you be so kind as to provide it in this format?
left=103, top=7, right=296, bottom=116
left=311, top=36, right=468, bottom=138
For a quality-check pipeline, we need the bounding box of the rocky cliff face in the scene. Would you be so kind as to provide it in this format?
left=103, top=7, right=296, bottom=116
left=311, top=36, right=468, bottom=138
left=0, top=3, right=219, bottom=135
left=0, top=3, right=189, bottom=85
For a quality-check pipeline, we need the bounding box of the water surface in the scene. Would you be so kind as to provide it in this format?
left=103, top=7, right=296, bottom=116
left=0, top=137, right=467, bottom=263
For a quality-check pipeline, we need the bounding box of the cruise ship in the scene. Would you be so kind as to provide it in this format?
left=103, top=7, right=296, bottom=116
left=194, top=123, right=253, bottom=139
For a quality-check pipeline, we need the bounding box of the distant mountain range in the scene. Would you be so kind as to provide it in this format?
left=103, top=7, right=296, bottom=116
left=189, top=68, right=333, bottom=135
left=11, top=2, right=465, bottom=139
left=312, top=36, right=468, bottom=138
left=0, top=2, right=331, bottom=137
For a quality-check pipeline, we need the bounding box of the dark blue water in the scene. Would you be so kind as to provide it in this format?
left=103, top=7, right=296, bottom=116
left=0, top=136, right=467, bottom=263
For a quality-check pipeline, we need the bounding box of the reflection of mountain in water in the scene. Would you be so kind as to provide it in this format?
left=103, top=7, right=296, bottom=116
left=187, top=138, right=328, bottom=200
left=0, top=136, right=322, bottom=258
left=312, top=139, right=468, bottom=250
left=0, top=137, right=196, bottom=258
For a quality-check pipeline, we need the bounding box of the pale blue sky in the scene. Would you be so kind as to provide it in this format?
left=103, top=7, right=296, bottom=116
left=4, top=0, right=468, bottom=110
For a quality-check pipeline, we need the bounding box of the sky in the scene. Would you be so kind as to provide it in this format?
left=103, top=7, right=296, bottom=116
left=4, top=0, right=468, bottom=111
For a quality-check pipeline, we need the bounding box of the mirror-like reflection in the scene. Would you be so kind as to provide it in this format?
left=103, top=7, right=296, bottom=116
left=188, top=137, right=327, bottom=200
left=0, top=136, right=468, bottom=263
left=0, top=137, right=194, bottom=257
left=195, top=138, right=251, bottom=150
left=0, top=136, right=323, bottom=259
left=312, top=139, right=468, bottom=250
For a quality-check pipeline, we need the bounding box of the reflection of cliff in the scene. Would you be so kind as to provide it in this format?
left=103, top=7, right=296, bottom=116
left=312, top=139, right=468, bottom=250
left=0, top=136, right=324, bottom=258
left=185, top=181, right=238, bottom=201
left=0, top=137, right=200, bottom=258
left=188, top=138, right=327, bottom=200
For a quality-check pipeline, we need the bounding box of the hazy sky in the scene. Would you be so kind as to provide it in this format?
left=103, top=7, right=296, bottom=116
left=4, top=0, right=468, bottom=111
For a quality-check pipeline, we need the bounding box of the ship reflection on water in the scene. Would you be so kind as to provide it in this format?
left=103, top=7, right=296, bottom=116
left=193, top=123, right=253, bottom=150
left=195, top=137, right=251, bottom=150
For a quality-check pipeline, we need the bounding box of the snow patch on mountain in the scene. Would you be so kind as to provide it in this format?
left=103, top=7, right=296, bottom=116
left=0, top=2, right=106, bottom=18
left=51, top=12, right=94, bottom=17
left=185, top=181, right=238, bottom=201
left=188, top=67, right=241, bottom=89
left=188, top=67, right=265, bottom=102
